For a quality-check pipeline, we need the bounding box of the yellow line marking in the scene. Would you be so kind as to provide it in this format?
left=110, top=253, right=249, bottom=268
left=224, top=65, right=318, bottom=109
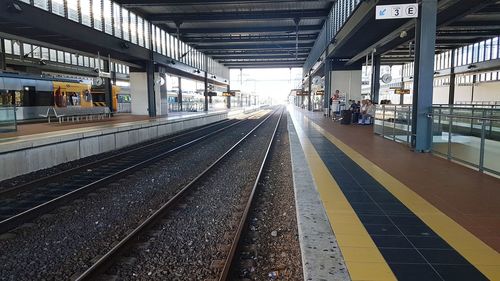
left=298, top=111, right=500, bottom=280
left=291, top=113, right=397, bottom=281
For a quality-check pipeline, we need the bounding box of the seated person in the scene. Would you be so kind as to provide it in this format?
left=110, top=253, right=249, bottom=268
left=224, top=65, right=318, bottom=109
left=361, top=100, right=375, bottom=124
left=349, top=100, right=359, bottom=111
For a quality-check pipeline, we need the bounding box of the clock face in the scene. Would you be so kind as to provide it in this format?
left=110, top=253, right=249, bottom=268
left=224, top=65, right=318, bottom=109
left=94, top=77, right=104, bottom=87
left=381, top=74, right=392, bottom=84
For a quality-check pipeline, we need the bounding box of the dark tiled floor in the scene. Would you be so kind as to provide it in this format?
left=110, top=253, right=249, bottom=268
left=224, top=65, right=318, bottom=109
left=304, top=126, right=488, bottom=281
left=299, top=109, right=500, bottom=252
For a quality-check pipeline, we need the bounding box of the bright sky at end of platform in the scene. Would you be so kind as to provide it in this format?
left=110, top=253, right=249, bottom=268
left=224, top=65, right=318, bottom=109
left=230, top=68, right=303, bottom=104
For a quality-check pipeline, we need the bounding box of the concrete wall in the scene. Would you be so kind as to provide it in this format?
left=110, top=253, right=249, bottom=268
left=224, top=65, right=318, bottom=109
left=471, top=81, right=500, bottom=102
left=0, top=112, right=232, bottom=181
left=331, top=70, right=362, bottom=101
left=433, top=86, right=450, bottom=104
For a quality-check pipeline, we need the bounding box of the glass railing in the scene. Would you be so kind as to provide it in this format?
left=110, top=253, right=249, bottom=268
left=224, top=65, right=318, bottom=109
left=374, top=104, right=500, bottom=176
left=431, top=106, right=500, bottom=176
left=0, top=106, right=17, bottom=133
left=374, top=105, right=412, bottom=145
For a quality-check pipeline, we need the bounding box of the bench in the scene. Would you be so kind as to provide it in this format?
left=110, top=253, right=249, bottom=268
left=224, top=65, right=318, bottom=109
left=40, top=107, right=111, bottom=124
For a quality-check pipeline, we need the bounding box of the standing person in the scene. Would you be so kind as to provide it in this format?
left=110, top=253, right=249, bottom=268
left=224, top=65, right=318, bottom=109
left=333, top=90, right=340, bottom=100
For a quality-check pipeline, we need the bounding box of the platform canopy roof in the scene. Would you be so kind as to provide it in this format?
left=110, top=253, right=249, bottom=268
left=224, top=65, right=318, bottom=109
left=328, top=0, right=500, bottom=67
left=116, top=0, right=335, bottom=69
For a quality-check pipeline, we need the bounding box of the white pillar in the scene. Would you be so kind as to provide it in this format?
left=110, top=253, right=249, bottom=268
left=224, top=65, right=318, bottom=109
left=130, top=72, right=162, bottom=116
left=331, top=70, right=362, bottom=101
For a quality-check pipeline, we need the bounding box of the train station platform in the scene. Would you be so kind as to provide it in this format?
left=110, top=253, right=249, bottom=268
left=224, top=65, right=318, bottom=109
left=287, top=106, right=500, bottom=281
left=0, top=107, right=259, bottom=182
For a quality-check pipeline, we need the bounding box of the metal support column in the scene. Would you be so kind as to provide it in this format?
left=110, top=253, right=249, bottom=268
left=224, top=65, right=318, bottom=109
left=204, top=56, right=209, bottom=112
left=411, top=0, right=437, bottom=152
left=178, top=76, right=183, bottom=111
left=239, top=68, right=243, bottom=108
left=145, top=60, right=156, bottom=117
left=308, top=70, right=312, bottom=111
left=448, top=49, right=456, bottom=105
left=0, top=38, right=6, bottom=71
left=103, top=59, right=113, bottom=113
left=399, top=64, right=405, bottom=105
left=227, top=85, right=231, bottom=109
left=324, top=59, right=332, bottom=116
left=371, top=54, right=381, bottom=103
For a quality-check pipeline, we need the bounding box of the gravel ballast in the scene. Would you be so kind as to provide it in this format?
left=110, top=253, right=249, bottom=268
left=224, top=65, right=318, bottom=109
left=107, top=109, right=283, bottom=280
left=0, top=111, right=271, bottom=281
left=230, top=114, right=303, bottom=280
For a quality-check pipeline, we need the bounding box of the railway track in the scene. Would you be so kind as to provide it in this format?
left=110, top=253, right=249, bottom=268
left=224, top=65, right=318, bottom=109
left=0, top=110, right=264, bottom=234
left=73, top=106, right=284, bottom=281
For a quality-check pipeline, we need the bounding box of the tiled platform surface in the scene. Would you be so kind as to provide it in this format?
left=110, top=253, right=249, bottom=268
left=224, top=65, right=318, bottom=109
left=292, top=106, right=500, bottom=253
left=288, top=106, right=500, bottom=281
left=288, top=119, right=349, bottom=281
left=1, top=110, right=240, bottom=141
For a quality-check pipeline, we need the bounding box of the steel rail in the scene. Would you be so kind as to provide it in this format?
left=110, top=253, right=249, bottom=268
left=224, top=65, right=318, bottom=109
left=0, top=111, right=263, bottom=234
left=74, top=107, right=281, bottom=281
left=0, top=118, right=235, bottom=199
left=218, top=107, right=284, bottom=281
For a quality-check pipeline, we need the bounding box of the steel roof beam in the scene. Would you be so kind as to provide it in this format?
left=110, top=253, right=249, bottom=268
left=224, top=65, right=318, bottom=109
left=149, top=9, right=329, bottom=22
left=118, top=0, right=334, bottom=7
left=220, top=58, right=306, bottom=63
left=204, top=49, right=310, bottom=54
left=161, top=25, right=323, bottom=35
left=196, top=43, right=313, bottom=50
left=212, top=54, right=308, bottom=60
left=183, top=34, right=318, bottom=44
left=223, top=64, right=306, bottom=67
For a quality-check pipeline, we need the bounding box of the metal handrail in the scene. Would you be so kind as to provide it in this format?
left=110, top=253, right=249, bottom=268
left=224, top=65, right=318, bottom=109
left=428, top=113, right=500, bottom=122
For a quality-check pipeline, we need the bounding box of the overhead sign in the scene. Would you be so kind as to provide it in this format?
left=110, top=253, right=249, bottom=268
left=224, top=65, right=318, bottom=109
left=315, top=90, right=325, bottom=95
left=376, top=4, right=418, bottom=20
left=394, top=88, right=411, bottom=95
left=222, top=91, right=236, bottom=97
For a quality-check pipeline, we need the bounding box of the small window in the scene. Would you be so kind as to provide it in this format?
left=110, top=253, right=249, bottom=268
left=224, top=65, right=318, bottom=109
left=4, top=39, right=12, bottom=54
left=51, top=0, right=65, bottom=17
left=41, top=47, right=49, bottom=60
left=34, top=0, right=49, bottom=10
left=93, top=0, right=103, bottom=31
left=32, top=46, right=41, bottom=59
left=67, top=0, right=79, bottom=22
left=23, top=43, right=32, bottom=58
left=57, top=50, right=64, bottom=63
left=49, top=49, right=57, bottom=61
left=71, top=54, right=78, bottom=65
left=64, top=52, right=71, bottom=64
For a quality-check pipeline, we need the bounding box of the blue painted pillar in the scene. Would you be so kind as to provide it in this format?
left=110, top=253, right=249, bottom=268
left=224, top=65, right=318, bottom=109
left=411, top=0, right=437, bottom=152
left=308, top=70, right=312, bottom=111
left=324, top=59, right=332, bottom=116
left=371, top=54, right=381, bottom=103
left=145, top=60, right=156, bottom=117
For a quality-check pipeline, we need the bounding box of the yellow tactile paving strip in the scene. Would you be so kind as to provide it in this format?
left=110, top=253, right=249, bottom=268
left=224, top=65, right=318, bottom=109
left=292, top=115, right=397, bottom=281
left=294, top=112, right=500, bottom=281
